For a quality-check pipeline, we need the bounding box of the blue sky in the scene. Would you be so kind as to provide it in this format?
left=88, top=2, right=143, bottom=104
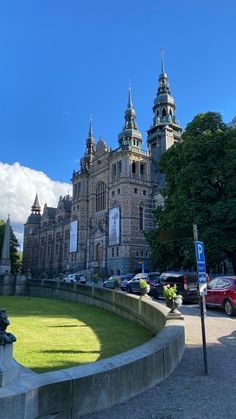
left=0, top=0, right=236, bottom=242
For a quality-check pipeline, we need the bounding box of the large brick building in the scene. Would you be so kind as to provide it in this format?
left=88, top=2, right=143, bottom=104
left=23, top=58, right=182, bottom=278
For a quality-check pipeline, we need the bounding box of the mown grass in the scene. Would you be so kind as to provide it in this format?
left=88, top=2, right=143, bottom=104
left=0, top=296, right=152, bottom=373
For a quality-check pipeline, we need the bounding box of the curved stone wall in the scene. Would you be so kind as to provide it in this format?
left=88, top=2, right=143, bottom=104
left=0, top=280, right=185, bottom=418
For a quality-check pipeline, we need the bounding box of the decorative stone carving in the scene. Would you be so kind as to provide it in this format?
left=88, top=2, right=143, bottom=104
left=0, top=309, right=16, bottom=345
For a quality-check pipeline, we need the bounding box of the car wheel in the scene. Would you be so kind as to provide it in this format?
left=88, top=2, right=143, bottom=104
left=224, top=299, right=233, bottom=316
left=127, top=286, right=132, bottom=293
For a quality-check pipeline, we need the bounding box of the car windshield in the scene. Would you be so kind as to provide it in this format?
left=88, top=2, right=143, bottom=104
left=149, top=274, right=159, bottom=280
left=133, top=273, right=148, bottom=280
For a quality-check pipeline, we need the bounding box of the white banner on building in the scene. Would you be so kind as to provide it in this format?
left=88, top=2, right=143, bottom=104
left=109, top=207, right=120, bottom=246
left=69, top=220, right=78, bottom=253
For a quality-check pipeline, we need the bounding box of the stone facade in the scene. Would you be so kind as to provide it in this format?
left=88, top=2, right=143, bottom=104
left=23, top=59, right=182, bottom=278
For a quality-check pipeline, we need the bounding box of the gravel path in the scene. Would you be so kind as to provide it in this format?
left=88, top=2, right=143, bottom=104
left=83, top=304, right=236, bottom=419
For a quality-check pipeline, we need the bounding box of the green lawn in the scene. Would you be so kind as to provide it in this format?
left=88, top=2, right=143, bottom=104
left=0, top=296, right=152, bottom=373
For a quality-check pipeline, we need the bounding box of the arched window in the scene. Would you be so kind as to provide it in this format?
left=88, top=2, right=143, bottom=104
left=162, top=108, right=167, bottom=118
left=96, top=182, right=106, bottom=212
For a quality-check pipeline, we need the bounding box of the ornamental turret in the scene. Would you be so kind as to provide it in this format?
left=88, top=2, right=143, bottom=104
left=80, top=118, right=96, bottom=172
left=118, top=87, right=143, bottom=149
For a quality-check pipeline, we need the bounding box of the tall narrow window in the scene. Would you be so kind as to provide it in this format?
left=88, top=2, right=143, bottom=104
left=73, top=183, right=78, bottom=199
left=139, top=206, right=144, bottom=231
left=140, top=163, right=145, bottom=176
left=132, top=161, right=136, bottom=174
left=96, top=182, right=106, bottom=212
left=117, top=160, right=122, bottom=175
left=112, top=163, right=116, bottom=178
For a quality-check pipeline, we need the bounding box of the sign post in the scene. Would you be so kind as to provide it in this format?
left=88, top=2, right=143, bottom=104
left=137, top=261, right=145, bottom=273
left=193, top=225, right=208, bottom=375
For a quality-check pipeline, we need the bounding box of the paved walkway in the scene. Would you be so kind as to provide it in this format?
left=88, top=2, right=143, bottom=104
left=83, top=304, right=236, bottom=419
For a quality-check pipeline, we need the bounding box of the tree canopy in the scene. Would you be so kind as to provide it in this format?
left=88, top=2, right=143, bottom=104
left=0, top=220, right=22, bottom=274
left=145, top=112, right=236, bottom=274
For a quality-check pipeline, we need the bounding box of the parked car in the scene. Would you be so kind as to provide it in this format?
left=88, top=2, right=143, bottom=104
left=103, top=276, right=121, bottom=289
left=120, top=274, right=135, bottom=291
left=64, top=274, right=86, bottom=284
left=126, top=273, right=150, bottom=294
left=152, top=271, right=199, bottom=302
left=205, top=276, right=236, bottom=316
left=78, top=275, right=86, bottom=284
left=146, top=272, right=160, bottom=295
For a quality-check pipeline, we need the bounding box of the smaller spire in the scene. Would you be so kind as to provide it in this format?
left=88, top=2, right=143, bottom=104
left=31, top=193, right=41, bottom=214
left=127, top=84, right=133, bottom=109
left=88, top=114, right=93, bottom=138
left=161, top=48, right=165, bottom=73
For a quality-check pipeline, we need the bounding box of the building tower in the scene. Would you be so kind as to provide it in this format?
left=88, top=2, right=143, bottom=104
left=22, top=194, right=41, bottom=273
left=147, top=52, right=182, bottom=190
left=0, top=215, right=11, bottom=274
left=80, top=118, right=96, bottom=172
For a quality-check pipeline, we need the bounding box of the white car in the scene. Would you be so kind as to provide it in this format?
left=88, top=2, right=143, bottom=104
left=64, top=274, right=86, bottom=284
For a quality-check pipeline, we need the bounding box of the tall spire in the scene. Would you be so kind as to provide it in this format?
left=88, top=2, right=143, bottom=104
left=31, top=193, right=41, bottom=214
left=88, top=114, right=93, bottom=138
left=147, top=53, right=182, bottom=187
left=161, top=48, right=165, bottom=74
left=118, top=86, right=143, bottom=148
left=80, top=116, right=96, bottom=171
left=0, top=215, right=11, bottom=274
left=124, top=85, right=137, bottom=130
left=158, top=50, right=170, bottom=95
left=127, top=84, right=133, bottom=109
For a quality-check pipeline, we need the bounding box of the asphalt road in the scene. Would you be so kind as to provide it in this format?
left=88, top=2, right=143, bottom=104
left=83, top=300, right=236, bottom=419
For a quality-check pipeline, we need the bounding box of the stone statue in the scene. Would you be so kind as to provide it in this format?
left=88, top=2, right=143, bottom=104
left=0, top=309, right=16, bottom=345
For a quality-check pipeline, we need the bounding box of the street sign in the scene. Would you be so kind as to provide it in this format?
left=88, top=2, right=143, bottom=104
left=195, top=241, right=207, bottom=295
left=195, top=241, right=205, bottom=264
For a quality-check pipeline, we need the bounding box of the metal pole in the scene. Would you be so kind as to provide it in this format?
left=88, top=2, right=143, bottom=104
left=193, top=224, right=208, bottom=375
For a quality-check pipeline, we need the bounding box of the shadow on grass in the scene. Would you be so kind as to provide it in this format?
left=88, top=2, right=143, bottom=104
left=47, top=324, right=87, bottom=328
left=40, top=349, right=99, bottom=354
left=0, top=296, right=152, bottom=373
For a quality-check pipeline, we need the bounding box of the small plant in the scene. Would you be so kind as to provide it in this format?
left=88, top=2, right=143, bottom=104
left=91, top=273, right=98, bottom=284
left=163, top=284, right=181, bottom=300
left=139, top=279, right=148, bottom=290
left=114, top=276, right=121, bottom=288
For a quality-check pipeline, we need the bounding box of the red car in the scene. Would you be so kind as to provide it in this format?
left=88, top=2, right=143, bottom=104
left=206, top=276, right=236, bottom=316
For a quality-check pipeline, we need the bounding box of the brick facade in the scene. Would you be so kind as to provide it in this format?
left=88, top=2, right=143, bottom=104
left=23, top=61, right=182, bottom=278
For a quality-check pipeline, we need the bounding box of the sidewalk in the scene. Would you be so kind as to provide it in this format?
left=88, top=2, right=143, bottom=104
left=83, top=305, right=236, bottom=419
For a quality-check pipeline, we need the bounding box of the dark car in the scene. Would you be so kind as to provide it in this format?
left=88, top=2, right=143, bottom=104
left=153, top=271, right=199, bottom=302
left=120, top=274, right=134, bottom=291
left=205, top=276, right=236, bottom=316
left=147, top=272, right=160, bottom=295
left=126, top=273, right=150, bottom=294
left=103, top=276, right=121, bottom=289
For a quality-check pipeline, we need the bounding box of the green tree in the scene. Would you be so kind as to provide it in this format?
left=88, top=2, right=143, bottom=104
left=145, top=112, right=236, bottom=273
left=0, top=220, right=21, bottom=274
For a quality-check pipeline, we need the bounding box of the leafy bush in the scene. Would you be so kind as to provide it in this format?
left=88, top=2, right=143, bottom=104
left=163, top=284, right=181, bottom=300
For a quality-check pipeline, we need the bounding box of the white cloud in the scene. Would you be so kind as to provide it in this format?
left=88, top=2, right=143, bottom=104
left=0, top=162, right=72, bottom=247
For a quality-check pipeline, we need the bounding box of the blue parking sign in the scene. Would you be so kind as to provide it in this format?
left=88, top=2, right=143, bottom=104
left=195, top=241, right=205, bottom=264
left=195, top=241, right=207, bottom=287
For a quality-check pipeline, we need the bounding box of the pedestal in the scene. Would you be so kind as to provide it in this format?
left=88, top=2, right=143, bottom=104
left=0, top=344, right=20, bottom=387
